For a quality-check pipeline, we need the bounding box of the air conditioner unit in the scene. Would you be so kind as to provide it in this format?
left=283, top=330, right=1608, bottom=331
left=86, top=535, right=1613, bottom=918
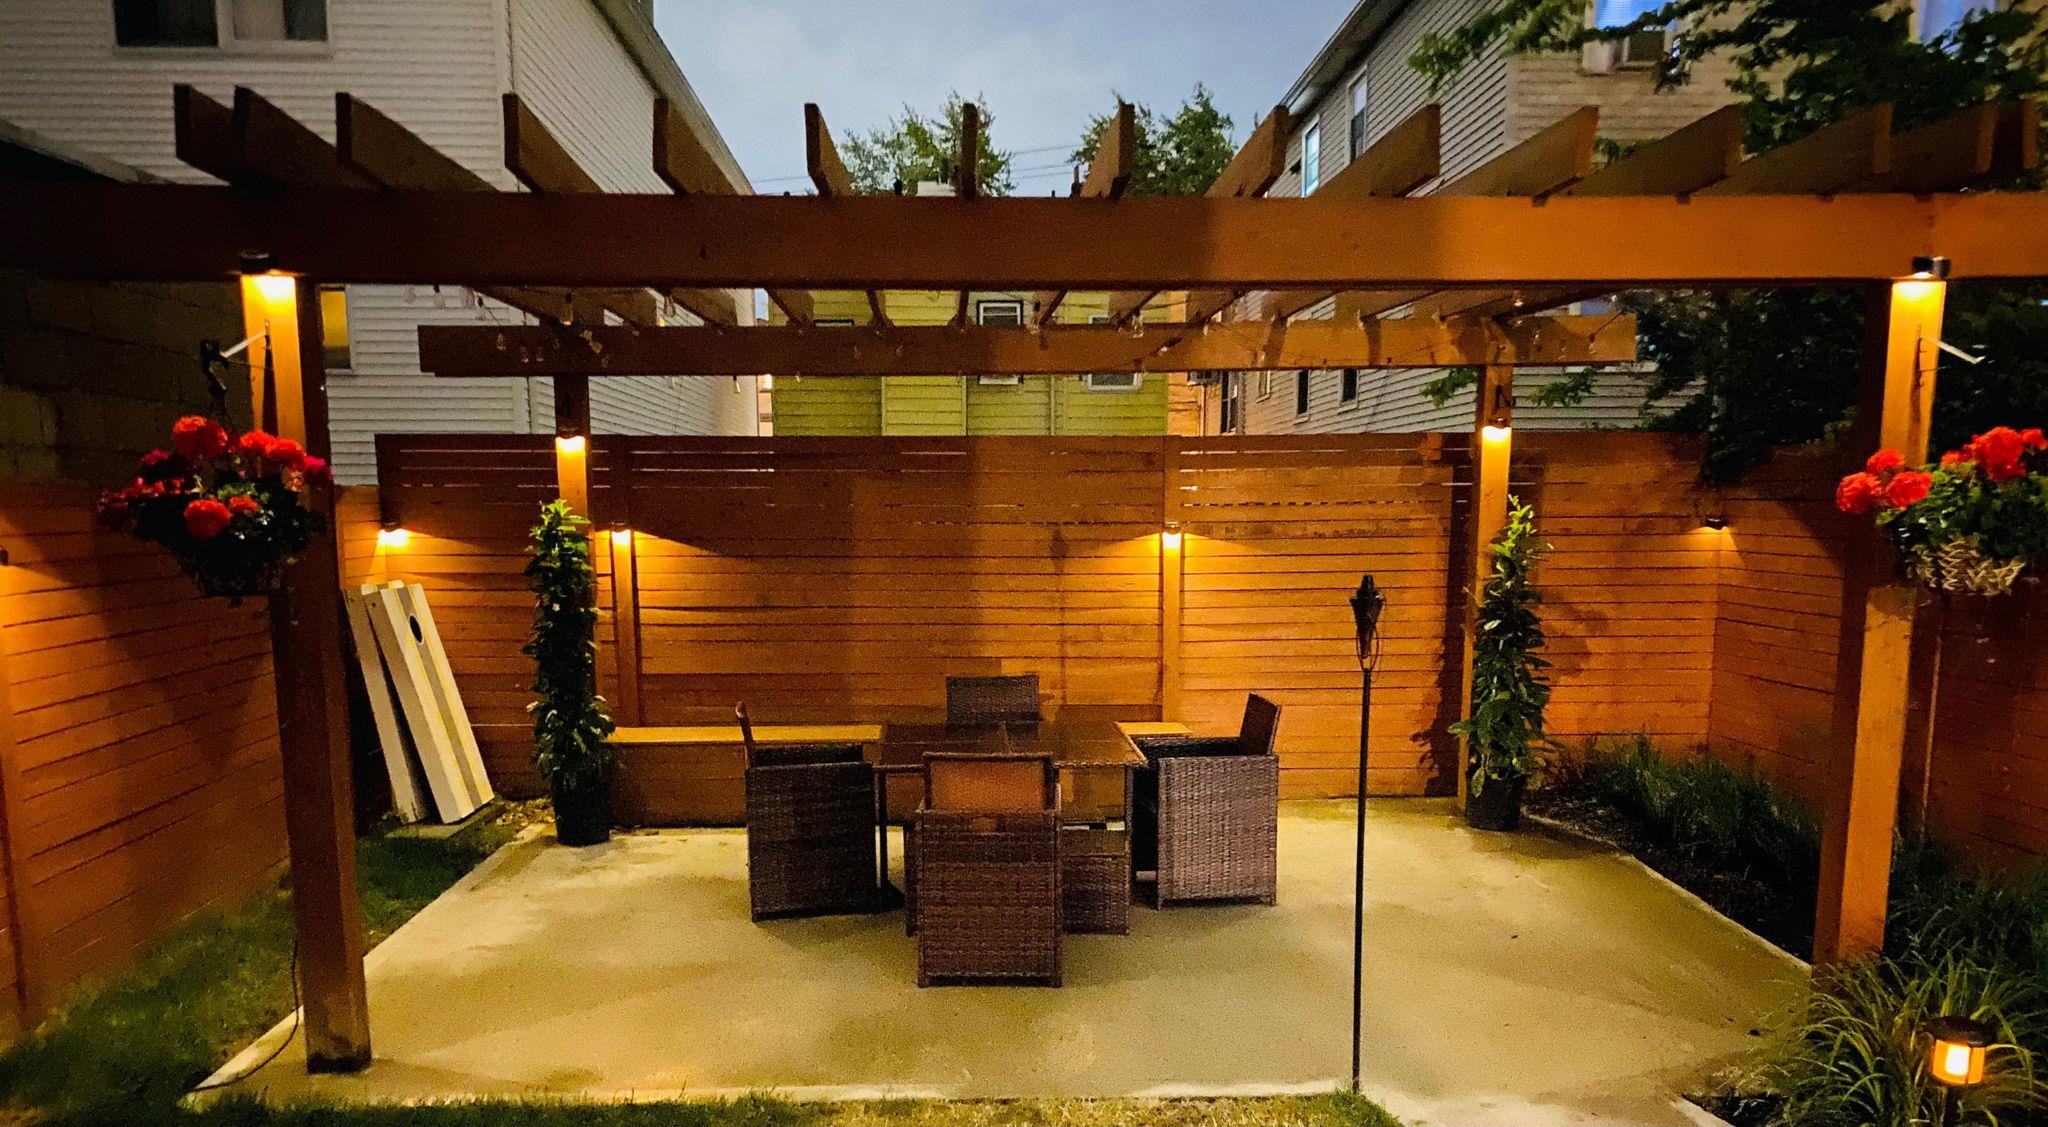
left=1582, top=26, right=1672, bottom=74
left=977, top=375, right=1021, bottom=386
left=1083, top=372, right=1142, bottom=392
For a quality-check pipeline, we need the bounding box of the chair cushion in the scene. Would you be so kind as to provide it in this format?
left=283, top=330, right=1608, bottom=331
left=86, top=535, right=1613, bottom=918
left=927, top=757, right=1051, bottom=812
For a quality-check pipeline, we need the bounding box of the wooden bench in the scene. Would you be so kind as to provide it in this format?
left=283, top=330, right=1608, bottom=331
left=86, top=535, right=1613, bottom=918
left=607, top=724, right=884, bottom=826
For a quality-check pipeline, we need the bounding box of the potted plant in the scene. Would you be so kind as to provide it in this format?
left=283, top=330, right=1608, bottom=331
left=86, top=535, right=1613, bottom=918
left=524, top=499, right=616, bottom=846
left=1456, top=498, right=1552, bottom=832
left=1836, top=426, right=2048, bottom=597
left=95, top=415, right=329, bottom=604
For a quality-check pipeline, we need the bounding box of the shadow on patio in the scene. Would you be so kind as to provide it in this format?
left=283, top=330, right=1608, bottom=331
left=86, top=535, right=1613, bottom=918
left=214, top=799, right=1803, bottom=1127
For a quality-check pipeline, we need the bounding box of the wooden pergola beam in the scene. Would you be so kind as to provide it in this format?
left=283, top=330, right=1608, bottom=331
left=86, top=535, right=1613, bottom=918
left=1566, top=104, right=1745, bottom=197
left=1697, top=103, right=1892, bottom=196
left=10, top=182, right=2048, bottom=286
left=501, top=95, right=687, bottom=328
left=655, top=97, right=809, bottom=324
left=957, top=102, right=981, bottom=199
left=1261, top=104, right=1443, bottom=324
left=1037, top=102, right=1134, bottom=327
left=1107, top=103, right=1293, bottom=327
left=804, top=103, right=887, bottom=329
left=1850, top=100, right=2039, bottom=194
left=418, top=314, right=1638, bottom=377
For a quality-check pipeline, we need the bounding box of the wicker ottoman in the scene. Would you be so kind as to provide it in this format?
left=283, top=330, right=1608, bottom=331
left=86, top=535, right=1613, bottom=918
left=1060, top=828, right=1131, bottom=935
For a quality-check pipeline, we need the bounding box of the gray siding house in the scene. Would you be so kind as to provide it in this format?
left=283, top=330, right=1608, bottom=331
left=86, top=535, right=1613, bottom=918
left=0, top=0, right=761, bottom=483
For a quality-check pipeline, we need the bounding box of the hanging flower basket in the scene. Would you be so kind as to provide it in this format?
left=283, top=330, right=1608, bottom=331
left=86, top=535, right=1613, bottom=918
left=1837, top=426, right=2048, bottom=597
left=96, top=416, right=331, bottom=604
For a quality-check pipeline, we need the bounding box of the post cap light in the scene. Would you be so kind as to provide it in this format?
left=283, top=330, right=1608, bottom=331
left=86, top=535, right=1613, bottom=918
left=1910, top=255, right=1953, bottom=281
left=554, top=433, right=587, bottom=456
left=1927, top=1016, right=1993, bottom=1086
left=1703, top=515, right=1728, bottom=531
left=610, top=524, right=633, bottom=546
left=1161, top=521, right=1183, bottom=550
left=1481, top=424, right=1512, bottom=444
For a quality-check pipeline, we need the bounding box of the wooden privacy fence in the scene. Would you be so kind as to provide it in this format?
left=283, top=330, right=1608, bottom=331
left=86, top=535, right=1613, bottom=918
left=352, top=431, right=1732, bottom=819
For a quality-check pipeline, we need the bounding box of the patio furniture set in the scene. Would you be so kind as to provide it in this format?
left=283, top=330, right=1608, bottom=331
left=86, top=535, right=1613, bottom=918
left=739, top=676, right=1283, bottom=986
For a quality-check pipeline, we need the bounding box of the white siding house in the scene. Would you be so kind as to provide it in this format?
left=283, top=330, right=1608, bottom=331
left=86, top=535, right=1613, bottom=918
left=1226, top=0, right=1736, bottom=439
left=0, top=0, right=759, bottom=483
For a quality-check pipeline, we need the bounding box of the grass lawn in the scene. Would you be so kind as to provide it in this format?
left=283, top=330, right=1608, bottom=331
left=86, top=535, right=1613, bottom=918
left=0, top=807, right=1399, bottom=1127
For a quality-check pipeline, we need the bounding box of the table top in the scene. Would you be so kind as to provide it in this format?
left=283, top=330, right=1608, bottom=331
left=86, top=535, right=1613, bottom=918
left=608, top=724, right=884, bottom=746
left=876, top=716, right=1187, bottom=773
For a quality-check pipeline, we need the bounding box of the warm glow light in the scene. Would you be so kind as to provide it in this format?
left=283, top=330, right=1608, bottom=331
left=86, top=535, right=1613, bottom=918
left=1481, top=424, right=1512, bottom=444
left=376, top=527, right=411, bottom=549
left=555, top=434, right=587, bottom=456
left=1894, top=279, right=1945, bottom=305
left=1161, top=530, right=1184, bottom=550
left=246, top=273, right=297, bottom=306
left=1928, top=1017, right=1992, bottom=1087
left=610, top=527, right=634, bottom=546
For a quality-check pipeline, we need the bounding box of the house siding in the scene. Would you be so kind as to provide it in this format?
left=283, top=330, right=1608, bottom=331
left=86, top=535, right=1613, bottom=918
left=0, top=0, right=754, bottom=485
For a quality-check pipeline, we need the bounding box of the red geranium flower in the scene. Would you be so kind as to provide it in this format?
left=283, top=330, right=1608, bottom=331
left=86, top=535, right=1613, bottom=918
left=1970, top=427, right=2029, bottom=482
left=1884, top=470, right=1933, bottom=508
left=171, top=416, right=229, bottom=461
left=302, top=455, right=331, bottom=483
left=183, top=498, right=234, bottom=540
left=264, top=437, right=308, bottom=472
left=227, top=495, right=262, bottom=516
left=1865, top=448, right=1906, bottom=474
left=1836, top=472, right=1887, bottom=514
left=237, top=430, right=277, bottom=459
left=1941, top=449, right=1970, bottom=469
left=2022, top=427, right=2047, bottom=452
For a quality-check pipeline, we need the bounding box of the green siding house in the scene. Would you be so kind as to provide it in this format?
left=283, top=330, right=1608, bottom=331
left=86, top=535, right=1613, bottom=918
left=771, top=290, right=1168, bottom=436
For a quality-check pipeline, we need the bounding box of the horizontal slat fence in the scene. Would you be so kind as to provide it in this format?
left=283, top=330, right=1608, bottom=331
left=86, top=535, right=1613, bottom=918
left=0, top=478, right=287, bottom=1030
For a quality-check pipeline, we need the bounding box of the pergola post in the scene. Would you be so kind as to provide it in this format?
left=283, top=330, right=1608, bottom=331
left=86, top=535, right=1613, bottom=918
left=553, top=374, right=592, bottom=518
left=1814, top=275, right=1945, bottom=964
left=1457, top=364, right=1515, bottom=803
left=242, top=273, right=372, bottom=1070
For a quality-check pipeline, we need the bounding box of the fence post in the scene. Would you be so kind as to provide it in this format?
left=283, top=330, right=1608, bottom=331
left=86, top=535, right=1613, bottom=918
left=1457, top=365, right=1515, bottom=804
left=0, top=602, right=44, bottom=1031
left=1160, top=440, right=1184, bottom=722
left=1815, top=276, right=1944, bottom=964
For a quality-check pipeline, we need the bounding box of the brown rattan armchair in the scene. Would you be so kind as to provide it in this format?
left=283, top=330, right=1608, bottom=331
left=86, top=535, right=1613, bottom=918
left=1133, top=694, right=1281, bottom=906
left=739, top=704, right=879, bottom=920
left=912, top=753, right=1062, bottom=986
left=945, top=674, right=1043, bottom=726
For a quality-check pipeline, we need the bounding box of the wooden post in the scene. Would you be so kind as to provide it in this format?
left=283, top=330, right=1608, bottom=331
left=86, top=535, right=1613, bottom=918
left=1457, top=364, right=1515, bottom=804
left=243, top=274, right=372, bottom=1070
left=1814, top=276, right=1944, bottom=964
left=1160, top=441, right=1185, bottom=722
left=607, top=527, right=643, bottom=727
left=553, top=374, right=591, bottom=519
left=0, top=608, right=46, bottom=1031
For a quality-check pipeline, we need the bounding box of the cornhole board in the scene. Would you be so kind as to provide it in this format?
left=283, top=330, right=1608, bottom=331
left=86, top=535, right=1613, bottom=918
left=389, top=581, right=494, bottom=807
left=360, top=583, right=484, bottom=822
left=343, top=587, right=429, bottom=823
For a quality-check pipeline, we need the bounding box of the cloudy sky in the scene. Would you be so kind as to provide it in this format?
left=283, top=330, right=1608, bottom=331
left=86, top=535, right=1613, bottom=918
left=654, top=0, right=1354, bottom=194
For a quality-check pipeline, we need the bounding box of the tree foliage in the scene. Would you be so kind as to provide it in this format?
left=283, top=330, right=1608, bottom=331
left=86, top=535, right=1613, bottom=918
left=1411, top=0, right=2048, bottom=480
left=1069, top=85, right=1237, bottom=197
left=524, top=500, right=614, bottom=792
left=841, top=92, right=1013, bottom=196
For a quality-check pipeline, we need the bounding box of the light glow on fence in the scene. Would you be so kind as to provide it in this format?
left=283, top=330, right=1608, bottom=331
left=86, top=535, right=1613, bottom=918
left=555, top=434, right=587, bottom=456
left=376, top=527, right=411, bottom=549
left=1481, top=424, right=1512, bottom=444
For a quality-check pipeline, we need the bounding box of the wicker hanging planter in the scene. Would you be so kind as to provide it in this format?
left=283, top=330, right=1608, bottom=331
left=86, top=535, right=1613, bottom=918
left=1839, top=426, right=2048, bottom=600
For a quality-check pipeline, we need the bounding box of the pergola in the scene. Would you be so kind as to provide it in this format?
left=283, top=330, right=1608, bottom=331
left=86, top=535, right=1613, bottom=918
left=3, top=83, right=2045, bottom=1074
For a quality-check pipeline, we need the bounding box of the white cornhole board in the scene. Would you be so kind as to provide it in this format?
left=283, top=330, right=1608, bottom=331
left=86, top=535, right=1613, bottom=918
left=343, top=587, right=429, bottom=824
left=390, top=581, right=494, bottom=806
left=360, top=583, right=483, bottom=822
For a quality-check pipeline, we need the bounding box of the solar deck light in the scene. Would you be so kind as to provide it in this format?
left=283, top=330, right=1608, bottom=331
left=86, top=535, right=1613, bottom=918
left=1702, top=515, right=1728, bottom=531
left=1161, top=521, right=1183, bottom=550
left=554, top=433, right=587, bottom=456
left=1910, top=255, right=1953, bottom=281
left=376, top=524, right=411, bottom=549
left=1928, top=1016, right=1992, bottom=1087
left=610, top=524, right=634, bottom=547
left=1480, top=382, right=1514, bottom=441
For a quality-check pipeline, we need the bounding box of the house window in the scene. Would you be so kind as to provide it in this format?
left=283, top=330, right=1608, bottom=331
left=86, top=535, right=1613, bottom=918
left=1591, top=0, right=1661, bottom=25
left=1296, top=371, right=1311, bottom=416
left=1300, top=124, right=1321, bottom=195
left=1259, top=371, right=1274, bottom=398
left=1084, top=373, right=1142, bottom=392
left=1918, top=0, right=1998, bottom=39
left=114, top=0, right=328, bottom=47
left=976, top=299, right=1024, bottom=327
left=1219, top=374, right=1243, bottom=433
left=1340, top=368, right=1359, bottom=403
left=1348, top=74, right=1369, bottom=161
left=318, top=284, right=351, bottom=371
left=1586, top=0, right=1671, bottom=70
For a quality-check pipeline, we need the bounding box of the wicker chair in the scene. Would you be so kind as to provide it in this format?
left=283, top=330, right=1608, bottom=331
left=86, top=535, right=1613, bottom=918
left=945, top=674, right=1043, bottom=726
left=912, top=753, right=1062, bottom=986
left=739, top=704, right=879, bottom=920
left=1133, top=694, right=1281, bottom=906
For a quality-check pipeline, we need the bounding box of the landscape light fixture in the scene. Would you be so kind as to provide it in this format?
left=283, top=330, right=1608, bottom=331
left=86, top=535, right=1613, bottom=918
left=1161, top=522, right=1183, bottom=550
left=1928, top=1016, right=1992, bottom=1087
left=1910, top=255, right=1953, bottom=281
left=1702, top=515, right=1728, bottom=531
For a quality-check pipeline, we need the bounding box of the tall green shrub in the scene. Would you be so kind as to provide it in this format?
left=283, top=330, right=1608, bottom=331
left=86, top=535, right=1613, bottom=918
left=523, top=500, right=614, bottom=792
left=1455, top=497, right=1551, bottom=792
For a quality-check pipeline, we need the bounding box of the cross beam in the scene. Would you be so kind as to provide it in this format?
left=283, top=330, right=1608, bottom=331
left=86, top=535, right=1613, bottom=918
left=5, top=181, right=2044, bottom=286
left=416, top=314, right=1639, bottom=378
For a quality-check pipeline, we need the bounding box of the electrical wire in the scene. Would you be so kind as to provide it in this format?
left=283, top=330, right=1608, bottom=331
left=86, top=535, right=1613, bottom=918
left=190, top=937, right=301, bottom=1092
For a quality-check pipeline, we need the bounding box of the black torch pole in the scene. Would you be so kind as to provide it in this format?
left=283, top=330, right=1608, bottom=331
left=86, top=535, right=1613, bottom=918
left=1348, top=576, right=1383, bottom=1094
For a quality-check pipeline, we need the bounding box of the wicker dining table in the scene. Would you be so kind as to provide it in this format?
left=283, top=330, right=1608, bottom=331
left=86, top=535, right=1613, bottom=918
left=869, top=713, right=1166, bottom=903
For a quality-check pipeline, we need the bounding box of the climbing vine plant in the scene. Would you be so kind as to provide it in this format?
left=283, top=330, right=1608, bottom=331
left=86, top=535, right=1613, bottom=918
left=1454, top=498, right=1553, bottom=792
left=524, top=499, right=614, bottom=792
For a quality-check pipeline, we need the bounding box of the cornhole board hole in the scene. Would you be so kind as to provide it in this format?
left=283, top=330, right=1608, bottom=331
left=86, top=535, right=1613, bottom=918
left=360, top=583, right=485, bottom=823
left=389, top=580, right=494, bottom=808
left=343, top=586, right=429, bottom=824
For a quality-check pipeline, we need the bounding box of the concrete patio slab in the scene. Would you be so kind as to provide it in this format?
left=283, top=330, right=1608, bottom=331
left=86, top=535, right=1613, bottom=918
left=211, top=800, right=1803, bottom=1126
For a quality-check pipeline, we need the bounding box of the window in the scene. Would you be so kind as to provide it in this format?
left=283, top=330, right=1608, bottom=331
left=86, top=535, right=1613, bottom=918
left=976, top=299, right=1024, bottom=327
left=114, top=0, right=327, bottom=47
left=1586, top=0, right=1672, bottom=70
left=318, top=284, right=350, bottom=371
left=1300, top=124, right=1321, bottom=195
left=1918, top=0, right=1998, bottom=40
left=1348, top=74, right=1369, bottom=162
left=1084, top=373, right=1142, bottom=392
left=1295, top=371, right=1311, bottom=416
left=1219, top=374, right=1243, bottom=433
left=1591, top=0, right=1662, bottom=26
left=1340, top=368, right=1359, bottom=403
left=1259, top=371, right=1274, bottom=399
